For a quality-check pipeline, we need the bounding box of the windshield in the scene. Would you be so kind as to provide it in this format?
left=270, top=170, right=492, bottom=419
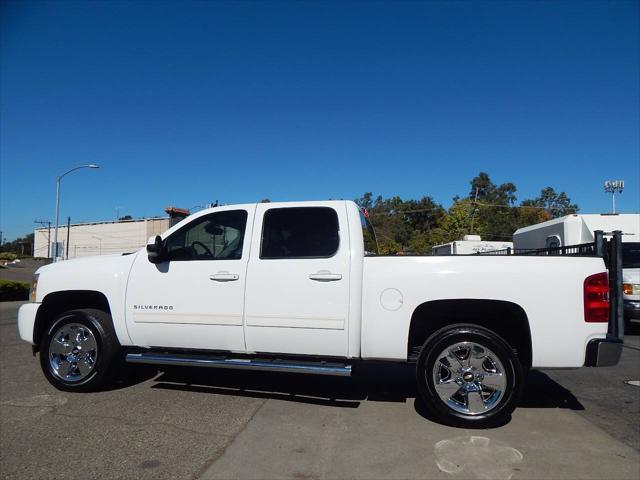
left=622, top=242, right=640, bottom=269
left=359, top=209, right=379, bottom=256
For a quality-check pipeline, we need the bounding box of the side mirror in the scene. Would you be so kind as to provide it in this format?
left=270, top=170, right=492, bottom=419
left=147, top=235, right=165, bottom=264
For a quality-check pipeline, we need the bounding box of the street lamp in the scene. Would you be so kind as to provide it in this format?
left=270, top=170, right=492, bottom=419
left=53, top=164, right=99, bottom=260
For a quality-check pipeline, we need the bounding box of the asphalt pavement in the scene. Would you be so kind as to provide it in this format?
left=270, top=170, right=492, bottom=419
left=1, top=300, right=638, bottom=480
left=0, top=259, right=48, bottom=283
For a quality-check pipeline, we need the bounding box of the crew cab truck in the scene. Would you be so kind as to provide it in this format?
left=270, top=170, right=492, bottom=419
left=17, top=201, right=624, bottom=427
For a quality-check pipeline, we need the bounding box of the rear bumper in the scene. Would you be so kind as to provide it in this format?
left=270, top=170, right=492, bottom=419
left=17, top=302, right=40, bottom=345
left=623, top=300, right=640, bottom=321
left=584, top=338, right=623, bottom=367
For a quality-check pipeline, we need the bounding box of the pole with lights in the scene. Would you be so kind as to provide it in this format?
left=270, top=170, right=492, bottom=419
left=604, top=180, right=624, bottom=214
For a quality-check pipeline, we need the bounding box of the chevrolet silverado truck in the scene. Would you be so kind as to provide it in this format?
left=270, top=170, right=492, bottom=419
left=17, top=200, right=625, bottom=427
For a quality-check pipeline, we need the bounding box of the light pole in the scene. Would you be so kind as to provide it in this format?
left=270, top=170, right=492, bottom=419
left=53, top=164, right=99, bottom=260
left=604, top=180, right=624, bottom=214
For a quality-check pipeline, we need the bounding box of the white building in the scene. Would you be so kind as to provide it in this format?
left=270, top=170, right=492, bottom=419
left=34, top=217, right=170, bottom=260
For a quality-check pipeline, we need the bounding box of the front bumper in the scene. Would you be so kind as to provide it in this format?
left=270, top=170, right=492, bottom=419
left=623, top=300, right=640, bottom=321
left=584, top=338, right=623, bottom=367
left=17, top=303, right=40, bottom=345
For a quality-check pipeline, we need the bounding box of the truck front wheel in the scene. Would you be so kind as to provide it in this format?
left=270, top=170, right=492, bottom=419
left=39, top=309, right=121, bottom=392
left=416, top=324, right=524, bottom=428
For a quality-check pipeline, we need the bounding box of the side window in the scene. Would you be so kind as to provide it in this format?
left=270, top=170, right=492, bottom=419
left=261, top=207, right=339, bottom=259
left=165, top=210, right=248, bottom=261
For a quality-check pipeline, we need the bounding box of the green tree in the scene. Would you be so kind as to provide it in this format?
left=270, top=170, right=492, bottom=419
left=403, top=196, right=447, bottom=233
left=355, top=175, right=580, bottom=254
left=356, top=193, right=446, bottom=254
left=442, top=199, right=478, bottom=241
left=467, top=173, right=518, bottom=240
left=0, top=233, right=34, bottom=256
left=469, top=172, right=517, bottom=206
left=521, top=187, right=579, bottom=218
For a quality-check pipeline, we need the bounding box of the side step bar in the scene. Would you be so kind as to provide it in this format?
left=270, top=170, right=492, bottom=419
left=125, top=352, right=352, bottom=377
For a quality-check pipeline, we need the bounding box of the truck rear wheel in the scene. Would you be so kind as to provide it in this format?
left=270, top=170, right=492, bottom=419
left=39, top=309, right=121, bottom=392
left=416, top=324, right=524, bottom=428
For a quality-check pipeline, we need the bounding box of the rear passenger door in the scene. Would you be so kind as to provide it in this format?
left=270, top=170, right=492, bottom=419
left=244, top=203, right=351, bottom=357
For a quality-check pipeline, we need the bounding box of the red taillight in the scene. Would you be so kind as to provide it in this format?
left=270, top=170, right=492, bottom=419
left=584, top=272, right=609, bottom=323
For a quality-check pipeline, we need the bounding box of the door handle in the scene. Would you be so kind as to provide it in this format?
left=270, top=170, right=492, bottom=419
left=308, top=271, right=342, bottom=282
left=210, top=272, right=239, bottom=282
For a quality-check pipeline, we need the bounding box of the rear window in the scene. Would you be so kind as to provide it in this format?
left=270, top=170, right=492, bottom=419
left=260, top=207, right=339, bottom=259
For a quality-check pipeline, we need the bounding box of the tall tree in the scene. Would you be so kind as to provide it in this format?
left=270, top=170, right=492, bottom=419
left=521, top=187, right=579, bottom=218
left=469, top=172, right=517, bottom=206
left=468, top=172, right=518, bottom=240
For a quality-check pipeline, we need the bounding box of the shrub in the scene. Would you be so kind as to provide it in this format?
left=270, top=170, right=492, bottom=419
left=0, top=280, right=30, bottom=301
left=0, top=253, right=18, bottom=261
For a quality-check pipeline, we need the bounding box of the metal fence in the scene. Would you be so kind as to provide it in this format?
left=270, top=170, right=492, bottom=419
left=475, top=230, right=608, bottom=257
left=476, top=242, right=597, bottom=256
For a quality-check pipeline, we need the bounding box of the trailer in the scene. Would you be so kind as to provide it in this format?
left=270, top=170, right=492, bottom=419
left=513, top=214, right=639, bottom=249
left=432, top=235, right=513, bottom=255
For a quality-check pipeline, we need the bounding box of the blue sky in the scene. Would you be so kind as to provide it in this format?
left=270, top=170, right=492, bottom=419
left=1, top=0, right=638, bottom=241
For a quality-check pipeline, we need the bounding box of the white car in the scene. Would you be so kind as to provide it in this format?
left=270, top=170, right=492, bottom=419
left=17, top=200, right=624, bottom=427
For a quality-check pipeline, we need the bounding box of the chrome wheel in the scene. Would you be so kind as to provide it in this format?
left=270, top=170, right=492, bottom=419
left=49, top=322, right=98, bottom=382
left=432, top=341, right=507, bottom=415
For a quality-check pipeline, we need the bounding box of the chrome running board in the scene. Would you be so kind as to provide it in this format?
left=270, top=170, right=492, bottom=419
left=125, top=352, right=352, bottom=377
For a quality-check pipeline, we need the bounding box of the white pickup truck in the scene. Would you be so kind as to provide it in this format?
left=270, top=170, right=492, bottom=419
left=17, top=200, right=624, bottom=427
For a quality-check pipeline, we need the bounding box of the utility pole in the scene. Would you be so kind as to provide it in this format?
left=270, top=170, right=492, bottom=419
left=66, top=216, right=71, bottom=260
left=470, top=187, right=479, bottom=235
left=604, top=180, right=624, bottom=214
left=34, top=220, right=52, bottom=258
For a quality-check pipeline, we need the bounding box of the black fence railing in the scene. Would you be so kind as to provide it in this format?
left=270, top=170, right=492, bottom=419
left=475, top=230, right=610, bottom=257
left=477, top=242, right=597, bottom=256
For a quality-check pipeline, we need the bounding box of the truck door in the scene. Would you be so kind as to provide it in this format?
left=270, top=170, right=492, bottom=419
left=244, top=203, right=351, bottom=357
left=125, top=207, right=254, bottom=351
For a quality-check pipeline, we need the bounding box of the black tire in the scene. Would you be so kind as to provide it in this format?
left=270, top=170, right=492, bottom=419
left=39, top=309, right=121, bottom=392
left=416, top=324, right=524, bottom=428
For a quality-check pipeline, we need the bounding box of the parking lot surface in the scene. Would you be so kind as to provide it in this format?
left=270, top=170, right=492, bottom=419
left=0, top=259, right=47, bottom=284
left=1, top=300, right=638, bottom=480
